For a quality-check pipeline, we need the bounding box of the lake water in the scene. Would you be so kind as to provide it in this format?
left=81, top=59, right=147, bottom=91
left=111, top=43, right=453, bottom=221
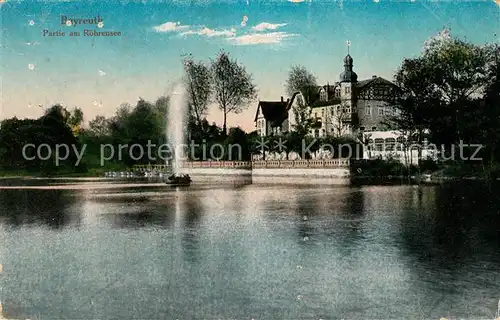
left=0, top=178, right=499, bottom=319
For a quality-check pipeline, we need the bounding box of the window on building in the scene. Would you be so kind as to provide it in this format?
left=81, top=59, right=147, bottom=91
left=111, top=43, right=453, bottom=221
left=314, top=129, right=320, bottom=137
left=342, top=106, right=351, bottom=114
left=365, top=106, right=371, bottom=115
left=345, top=87, right=351, bottom=94
left=360, top=126, right=365, bottom=131
left=375, top=138, right=384, bottom=151
left=378, top=107, right=384, bottom=116
left=320, top=90, right=327, bottom=101
left=385, top=138, right=396, bottom=151
left=335, top=88, right=341, bottom=97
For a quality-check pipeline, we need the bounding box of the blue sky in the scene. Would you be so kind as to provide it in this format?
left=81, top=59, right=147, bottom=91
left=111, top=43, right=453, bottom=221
left=1, top=0, right=499, bottom=131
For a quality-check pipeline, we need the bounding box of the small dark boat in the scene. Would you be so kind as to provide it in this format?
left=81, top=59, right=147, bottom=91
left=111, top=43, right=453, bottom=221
left=165, top=173, right=192, bottom=186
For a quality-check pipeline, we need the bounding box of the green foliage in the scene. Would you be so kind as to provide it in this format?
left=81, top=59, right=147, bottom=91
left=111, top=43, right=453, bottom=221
left=390, top=32, right=500, bottom=174
left=1, top=37, right=499, bottom=179
left=211, top=50, right=257, bottom=135
left=351, top=159, right=419, bottom=177
left=67, top=107, right=84, bottom=128
left=183, top=55, right=212, bottom=125
left=0, top=105, right=84, bottom=174
left=87, top=115, right=111, bottom=136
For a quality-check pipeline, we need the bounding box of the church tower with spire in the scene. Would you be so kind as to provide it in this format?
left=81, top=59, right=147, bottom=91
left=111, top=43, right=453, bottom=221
left=338, top=41, right=358, bottom=129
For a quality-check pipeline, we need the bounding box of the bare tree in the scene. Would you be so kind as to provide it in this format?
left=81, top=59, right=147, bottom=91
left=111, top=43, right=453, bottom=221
left=183, top=55, right=212, bottom=126
left=88, top=115, right=111, bottom=136
left=285, top=65, right=317, bottom=136
left=285, top=65, right=317, bottom=102
left=211, top=50, right=257, bottom=135
left=327, top=104, right=351, bottom=137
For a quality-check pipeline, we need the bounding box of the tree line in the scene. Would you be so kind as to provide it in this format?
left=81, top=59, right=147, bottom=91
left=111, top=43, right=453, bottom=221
left=276, top=30, right=500, bottom=176
left=0, top=31, right=498, bottom=177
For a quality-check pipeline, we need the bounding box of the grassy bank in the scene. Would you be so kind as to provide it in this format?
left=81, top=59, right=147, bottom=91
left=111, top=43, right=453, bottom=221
left=0, top=164, right=130, bottom=178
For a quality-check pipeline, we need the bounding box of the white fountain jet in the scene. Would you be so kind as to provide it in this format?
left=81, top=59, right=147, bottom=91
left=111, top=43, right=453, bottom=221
left=167, top=82, right=189, bottom=174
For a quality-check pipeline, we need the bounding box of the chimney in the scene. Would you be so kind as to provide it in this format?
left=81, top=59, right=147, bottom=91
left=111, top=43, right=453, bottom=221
left=372, top=75, right=377, bottom=79
left=281, top=96, right=284, bottom=102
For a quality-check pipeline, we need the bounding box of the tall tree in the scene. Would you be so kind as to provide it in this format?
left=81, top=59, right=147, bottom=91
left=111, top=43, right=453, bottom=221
left=285, top=65, right=317, bottom=137
left=386, top=57, right=440, bottom=159
left=389, top=30, right=493, bottom=157
left=478, top=42, right=500, bottom=166
left=183, top=55, right=212, bottom=126
left=285, top=65, right=317, bottom=103
left=211, top=50, right=257, bottom=135
left=424, top=34, right=490, bottom=142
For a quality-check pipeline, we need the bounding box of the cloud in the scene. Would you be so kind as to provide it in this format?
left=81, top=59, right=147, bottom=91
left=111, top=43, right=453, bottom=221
left=228, top=32, right=297, bottom=45
left=153, top=21, right=189, bottom=32
left=182, top=27, right=236, bottom=37
left=251, top=22, right=287, bottom=32
left=98, top=69, right=106, bottom=76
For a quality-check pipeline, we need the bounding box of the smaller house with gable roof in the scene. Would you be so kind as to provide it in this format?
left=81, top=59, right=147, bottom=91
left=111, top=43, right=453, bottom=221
left=254, top=93, right=299, bottom=137
left=255, top=52, right=402, bottom=139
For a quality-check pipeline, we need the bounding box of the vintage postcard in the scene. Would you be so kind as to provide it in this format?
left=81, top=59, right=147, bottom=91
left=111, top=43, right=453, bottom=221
left=0, top=0, right=499, bottom=319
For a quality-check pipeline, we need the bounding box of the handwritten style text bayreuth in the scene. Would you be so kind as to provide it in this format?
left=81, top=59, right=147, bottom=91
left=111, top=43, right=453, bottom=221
left=61, top=15, right=103, bottom=27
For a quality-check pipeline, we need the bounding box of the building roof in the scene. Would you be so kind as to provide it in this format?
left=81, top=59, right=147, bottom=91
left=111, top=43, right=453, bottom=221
left=355, top=76, right=396, bottom=89
left=340, top=54, right=358, bottom=83
left=254, top=92, right=299, bottom=126
left=310, top=97, right=341, bottom=108
left=257, top=101, right=288, bottom=122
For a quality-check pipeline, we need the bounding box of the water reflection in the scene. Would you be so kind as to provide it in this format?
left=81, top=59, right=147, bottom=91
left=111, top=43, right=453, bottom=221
left=107, top=200, right=176, bottom=229
left=295, top=193, right=316, bottom=243
left=1, top=180, right=499, bottom=319
left=0, top=189, right=81, bottom=229
left=398, top=182, right=500, bottom=317
left=180, top=191, right=205, bottom=263
left=336, top=188, right=366, bottom=256
left=400, top=183, right=500, bottom=266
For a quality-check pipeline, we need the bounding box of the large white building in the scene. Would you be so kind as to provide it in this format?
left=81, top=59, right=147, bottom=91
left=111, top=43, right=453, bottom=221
left=255, top=53, right=401, bottom=138
left=253, top=53, right=436, bottom=163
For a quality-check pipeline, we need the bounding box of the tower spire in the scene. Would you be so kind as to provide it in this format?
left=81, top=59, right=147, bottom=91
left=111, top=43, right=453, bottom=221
left=346, top=40, right=351, bottom=55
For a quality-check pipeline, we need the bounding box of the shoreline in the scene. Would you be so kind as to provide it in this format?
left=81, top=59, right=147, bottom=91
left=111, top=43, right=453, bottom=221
left=1, top=173, right=499, bottom=184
